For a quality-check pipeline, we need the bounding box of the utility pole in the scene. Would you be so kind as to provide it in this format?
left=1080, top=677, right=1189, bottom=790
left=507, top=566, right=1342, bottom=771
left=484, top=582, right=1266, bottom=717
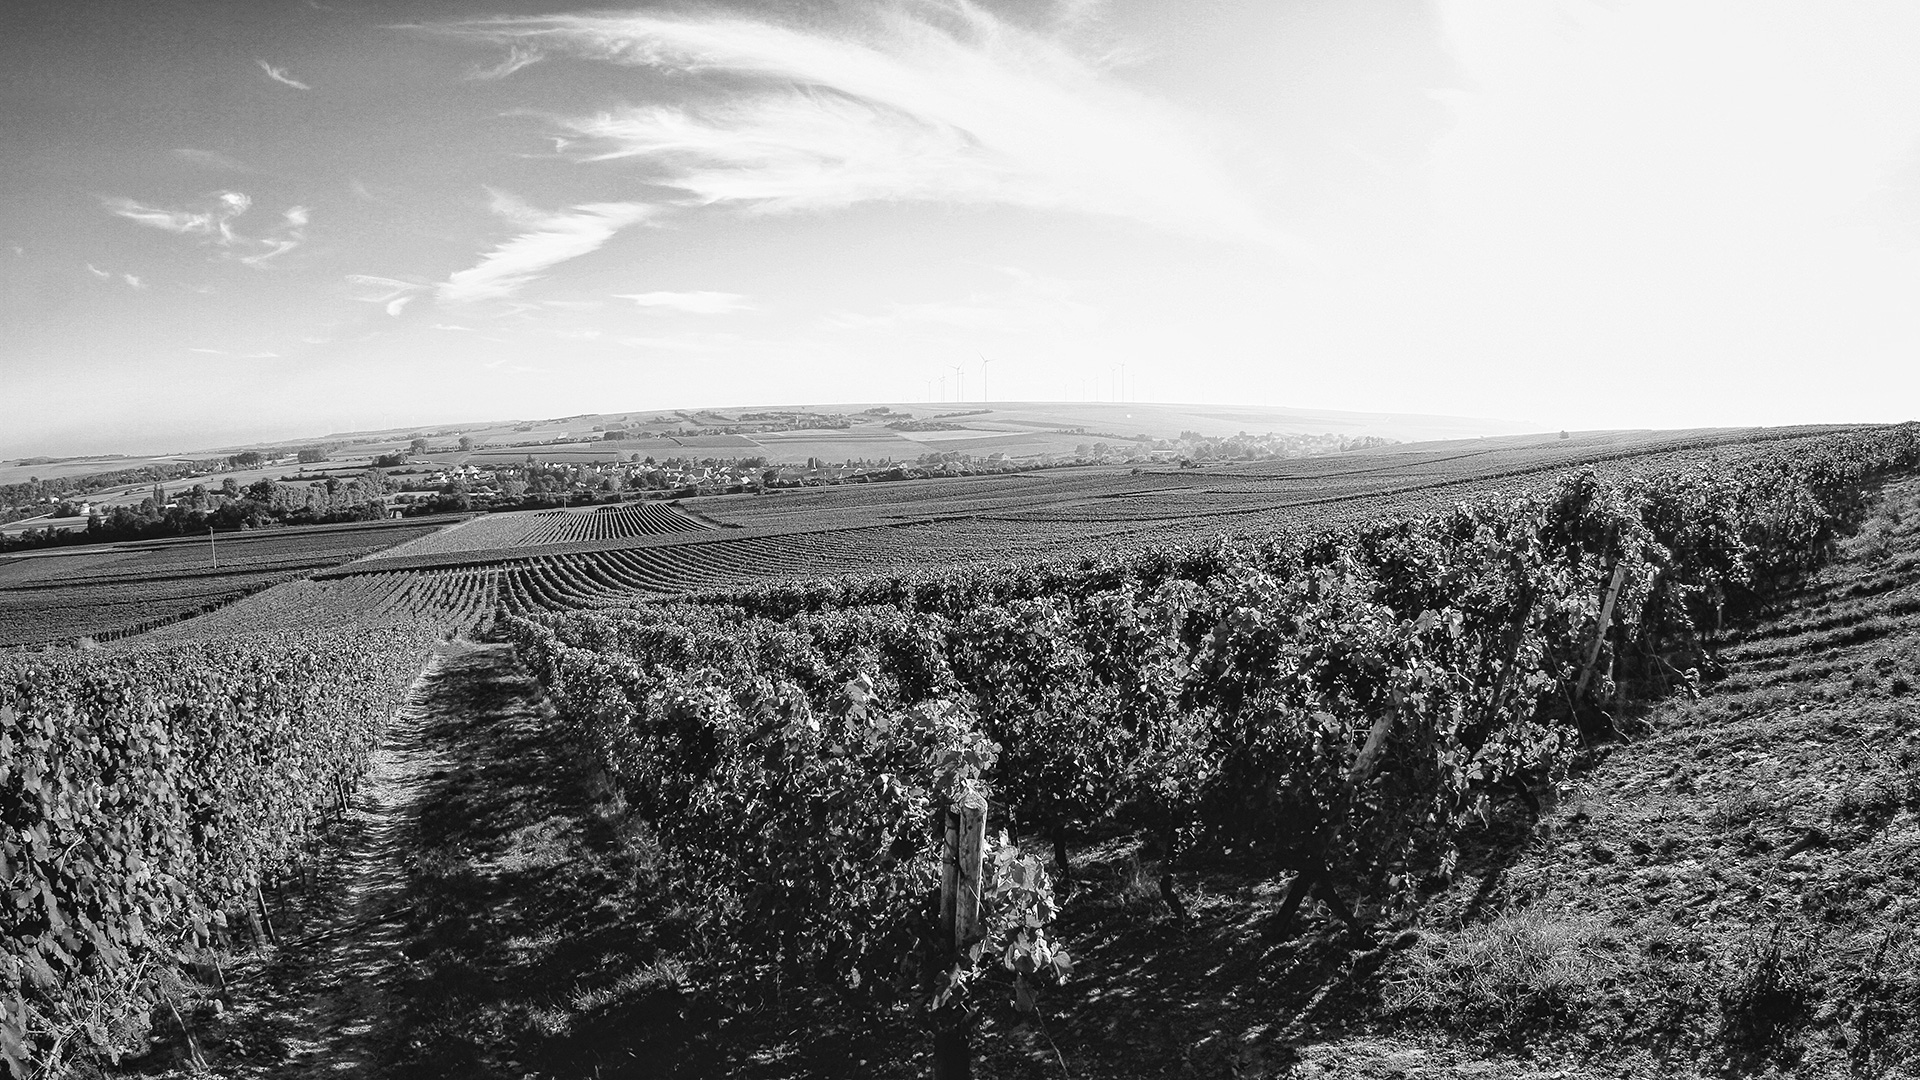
left=978, top=353, right=992, bottom=404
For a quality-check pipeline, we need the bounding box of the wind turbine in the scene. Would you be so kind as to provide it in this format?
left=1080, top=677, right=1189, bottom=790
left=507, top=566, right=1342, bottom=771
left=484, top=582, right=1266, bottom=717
left=978, top=353, right=993, bottom=404
left=951, top=364, right=966, bottom=403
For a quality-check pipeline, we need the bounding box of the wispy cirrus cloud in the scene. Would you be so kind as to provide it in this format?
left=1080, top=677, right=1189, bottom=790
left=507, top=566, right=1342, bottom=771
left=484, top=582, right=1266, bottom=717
left=614, top=290, right=751, bottom=314
left=437, top=192, right=655, bottom=303
left=256, top=60, right=311, bottom=90
left=239, top=206, right=310, bottom=267
left=345, top=273, right=428, bottom=315
left=106, top=190, right=248, bottom=236
left=85, top=263, right=147, bottom=288
left=435, top=2, right=1275, bottom=244
left=345, top=274, right=421, bottom=301
left=471, top=43, right=543, bottom=80
left=104, top=192, right=309, bottom=266
left=172, top=148, right=252, bottom=172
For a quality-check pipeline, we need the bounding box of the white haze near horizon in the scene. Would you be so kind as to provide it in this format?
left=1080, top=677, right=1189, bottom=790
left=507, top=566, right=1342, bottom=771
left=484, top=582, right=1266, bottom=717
left=2, top=0, right=1918, bottom=458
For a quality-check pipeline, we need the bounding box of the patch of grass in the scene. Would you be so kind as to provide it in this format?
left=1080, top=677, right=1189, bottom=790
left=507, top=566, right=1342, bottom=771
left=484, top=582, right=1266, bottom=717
left=1900, top=744, right=1920, bottom=813
left=1717, top=922, right=1821, bottom=1064
left=1830, top=779, right=1903, bottom=832
left=1843, top=928, right=1920, bottom=1077
left=1385, top=908, right=1622, bottom=1037
left=1707, top=790, right=1777, bottom=832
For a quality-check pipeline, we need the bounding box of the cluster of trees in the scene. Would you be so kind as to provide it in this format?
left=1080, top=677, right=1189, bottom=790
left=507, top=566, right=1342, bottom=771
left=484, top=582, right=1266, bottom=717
left=1172, top=430, right=1397, bottom=461
left=0, top=459, right=225, bottom=514
left=0, top=473, right=395, bottom=553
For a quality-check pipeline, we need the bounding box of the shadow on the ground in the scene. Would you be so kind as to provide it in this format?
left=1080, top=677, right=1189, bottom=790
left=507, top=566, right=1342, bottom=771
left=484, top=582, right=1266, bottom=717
left=369, top=641, right=702, bottom=1079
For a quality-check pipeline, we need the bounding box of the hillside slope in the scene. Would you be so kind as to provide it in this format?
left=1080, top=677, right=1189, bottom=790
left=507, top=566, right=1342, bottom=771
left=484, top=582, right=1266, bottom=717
left=1343, top=473, right=1920, bottom=1077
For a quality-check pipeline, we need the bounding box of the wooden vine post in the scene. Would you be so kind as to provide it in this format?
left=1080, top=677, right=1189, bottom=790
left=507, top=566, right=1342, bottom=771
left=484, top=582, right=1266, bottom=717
left=1575, top=558, right=1629, bottom=699
left=933, top=795, right=987, bottom=1080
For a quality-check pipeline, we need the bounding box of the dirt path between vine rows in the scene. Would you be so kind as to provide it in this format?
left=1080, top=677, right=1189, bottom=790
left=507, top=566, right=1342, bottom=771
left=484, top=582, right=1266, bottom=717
left=131, top=640, right=473, bottom=1078
left=118, top=637, right=680, bottom=1079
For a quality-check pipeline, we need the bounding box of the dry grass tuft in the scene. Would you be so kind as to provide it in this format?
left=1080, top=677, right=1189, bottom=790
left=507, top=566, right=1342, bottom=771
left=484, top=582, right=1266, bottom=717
left=1385, top=907, right=1622, bottom=1033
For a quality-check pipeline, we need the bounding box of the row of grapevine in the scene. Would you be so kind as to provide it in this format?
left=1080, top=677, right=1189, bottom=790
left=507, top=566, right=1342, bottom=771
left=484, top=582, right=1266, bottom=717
left=515, top=502, right=712, bottom=547
left=0, top=572, right=298, bottom=649
left=502, top=425, right=1920, bottom=1043
left=0, top=625, right=440, bottom=1074
left=482, top=529, right=940, bottom=616
left=505, top=611, right=1067, bottom=1055
left=127, top=566, right=500, bottom=645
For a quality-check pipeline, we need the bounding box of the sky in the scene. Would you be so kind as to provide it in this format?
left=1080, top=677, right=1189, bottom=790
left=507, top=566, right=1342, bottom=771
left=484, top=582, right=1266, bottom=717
left=3, top=0, right=1919, bottom=457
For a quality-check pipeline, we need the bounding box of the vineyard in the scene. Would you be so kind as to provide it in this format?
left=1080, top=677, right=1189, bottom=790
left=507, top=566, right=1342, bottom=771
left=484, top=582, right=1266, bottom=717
left=0, top=570, right=300, bottom=649
left=514, top=501, right=712, bottom=546
left=0, top=518, right=460, bottom=649
left=497, top=425, right=1920, bottom=1074
left=4, top=423, right=1920, bottom=1076
left=0, top=626, right=441, bottom=1075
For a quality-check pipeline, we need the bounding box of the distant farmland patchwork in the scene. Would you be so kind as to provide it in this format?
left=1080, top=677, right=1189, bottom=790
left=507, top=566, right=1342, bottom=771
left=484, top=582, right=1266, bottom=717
left=0, top=516, right=460, bottom=645
left=0, top=425, right=1867, bottom=649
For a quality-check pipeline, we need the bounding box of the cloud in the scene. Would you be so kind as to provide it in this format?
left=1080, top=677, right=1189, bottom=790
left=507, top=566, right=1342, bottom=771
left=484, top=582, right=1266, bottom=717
left=436, top=3, right=1275, bottom=244
left=106, top=197, right=223, bottom=235
left=104, top=192, right=308, bottom=265
left=614, top=290, right=751, bottom=314
left=431, top=323, right=475, bottom=331
left=188, top=347, right=228, bottom=355
left=347, top=274, right=427, bottom=312
left=438, top=196, right=655, bottom=303
left=239, top=205, right=309, bottom=266
left=472, top=44, right=544, bottom=80
left=172, top=148, right=251, bottom=172
left=256, top=60, right=311, bottom=90
left=346, top=274, right=420, bottom=297
left=85, top=263, right=147, bottom=288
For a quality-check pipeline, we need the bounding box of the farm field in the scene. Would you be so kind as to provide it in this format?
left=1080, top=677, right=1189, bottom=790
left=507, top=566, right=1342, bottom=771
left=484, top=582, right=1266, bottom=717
left=0, top=515, right=462, bottom=646
left=0, top=401, right=1539, bottom=538
left=6, top=421, right=1919, bottom=1080
left=356, top=400, right=1535, bottom=463
left=0, top=456, right=438, bottom=537
left=284, top=427, right=1862, bottom=607
left=0, top=568, right=299, bottom=648
left=2, top=426, right=1864, bottom=644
